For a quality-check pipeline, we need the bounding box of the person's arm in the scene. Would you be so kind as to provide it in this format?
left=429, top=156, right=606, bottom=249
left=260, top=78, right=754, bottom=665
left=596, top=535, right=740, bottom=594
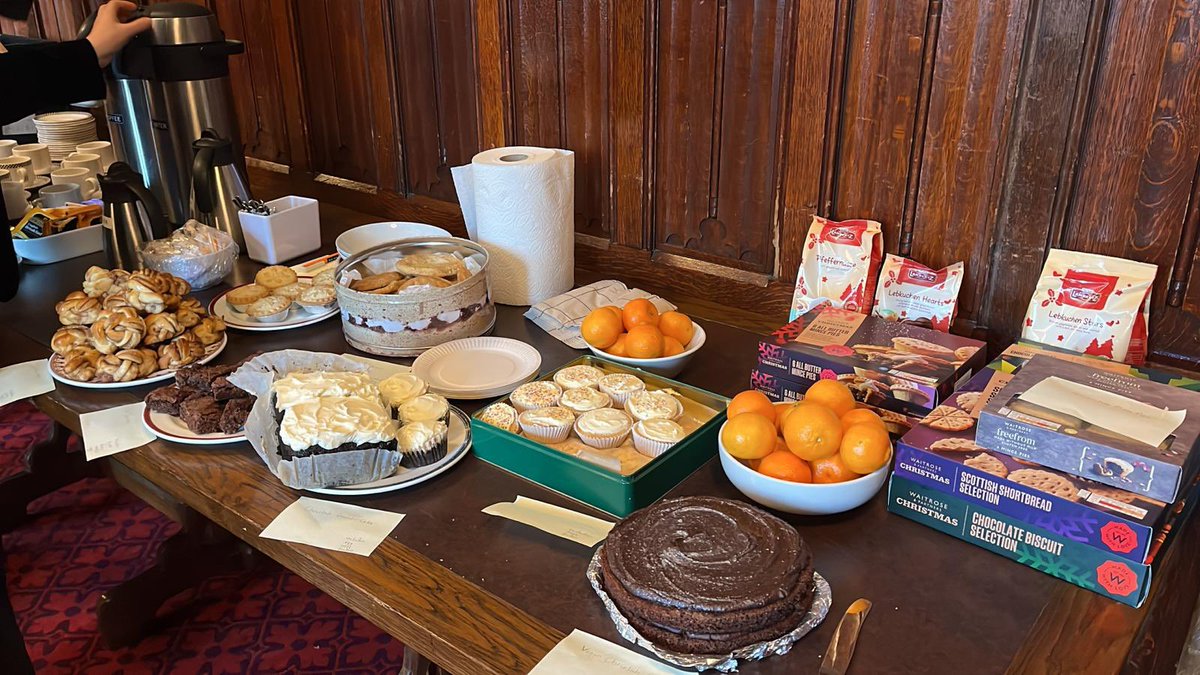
left=0, top=40, right=105, bottom=125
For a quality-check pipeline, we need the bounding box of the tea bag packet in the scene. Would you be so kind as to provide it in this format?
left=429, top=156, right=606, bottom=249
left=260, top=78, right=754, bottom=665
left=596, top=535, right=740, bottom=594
left=872, top=254, right=964, bottom=332
left=789, top=216, right=883, bottom=320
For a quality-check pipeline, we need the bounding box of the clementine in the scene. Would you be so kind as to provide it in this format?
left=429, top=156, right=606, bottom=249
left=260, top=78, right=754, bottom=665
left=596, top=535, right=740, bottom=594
left=840, top=408, right=887, bottom=432
left=782, top=403, right=843, bottom=461
left=581, top=308, right=623, bottom=349
left=599, top=305, right=624, bottom=323
left=757, top=451, right=813, bottom=483
left=811, top=454, right=858, bottom=484
left=721, top=413, right=777, bottom=460
left=839, top=423, right=892, bottom=474
left=622, top=298, right=660, bottom=331
left=607, top=333, right=629, bottom=357
left=727, top=390, right=777, bottom=424
left=802, top=379, right=858, bottom=417
left=659, top=311, right=694, bottom=345
left=662, top=336, right=686, bottom=357
left=624, top=325, right=664, bottom=359
left=775, top=401, right=801, bottom=432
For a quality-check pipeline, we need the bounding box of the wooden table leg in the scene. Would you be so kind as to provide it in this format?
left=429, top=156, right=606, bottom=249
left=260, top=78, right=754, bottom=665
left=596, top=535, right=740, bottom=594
left=96, top=510, right=262, bottom=648
left=0, top=420, right=100, bottom=533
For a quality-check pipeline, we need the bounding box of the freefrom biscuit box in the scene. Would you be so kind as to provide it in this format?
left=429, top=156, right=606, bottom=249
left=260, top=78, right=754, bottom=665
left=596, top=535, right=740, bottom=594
left=887, top=475, right=1167, bottom=608
left=896, top=368, right=1172, bottom=563
left=755, top=305, right=987, bottom=417
left=976, top=355, right=1200, bottom=503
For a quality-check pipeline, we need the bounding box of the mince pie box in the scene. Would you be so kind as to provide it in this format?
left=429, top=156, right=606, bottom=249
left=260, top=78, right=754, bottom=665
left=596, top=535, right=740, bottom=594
left=755, top=305, right=986, bottom=417
left=896, top=368, right=1174, bottom=564
left=887, top=475, right=1165, bottom=608
left=976, top=356, right=1200, bottom=503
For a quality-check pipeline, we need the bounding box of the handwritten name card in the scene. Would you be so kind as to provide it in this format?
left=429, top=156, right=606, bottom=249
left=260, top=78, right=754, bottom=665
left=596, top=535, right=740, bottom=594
left=483, top=496, right=614, bottom=546
left=81, top=402, right=155, bottom=460
left=0, top=359, right=55, bottom=408
left=260, top=497, right=405, bottom=556
left=529, top=630, right=688, bottom=675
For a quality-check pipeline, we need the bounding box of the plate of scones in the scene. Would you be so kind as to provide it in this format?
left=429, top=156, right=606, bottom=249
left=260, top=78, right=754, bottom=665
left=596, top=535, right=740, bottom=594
left=48, top=266, right=228, bottom=389
left=142, top=358, right=257, bottom=445
left=209, top=264, right=339, bottom=331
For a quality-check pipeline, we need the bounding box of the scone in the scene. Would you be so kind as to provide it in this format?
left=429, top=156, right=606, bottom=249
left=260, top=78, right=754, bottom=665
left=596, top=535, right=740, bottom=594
left=518, top=406, right=575, bottom=443
left=255, top=265, right=298, bottom=290
left=509, top=381, right=563, bottom=412
left=574, top=408, right=633, bottom=449
left=553, top=365, right=605, bottom=390
left=226, top=284, right=269, bottom=311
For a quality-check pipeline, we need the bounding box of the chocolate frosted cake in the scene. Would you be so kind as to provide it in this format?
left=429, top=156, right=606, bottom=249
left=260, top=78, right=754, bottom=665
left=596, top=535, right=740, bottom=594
left=600, top=496, right=813, bottom=654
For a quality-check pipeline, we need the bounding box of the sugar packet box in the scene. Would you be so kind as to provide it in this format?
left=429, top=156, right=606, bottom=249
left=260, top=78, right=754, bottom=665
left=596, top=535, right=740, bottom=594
left=755, top=305, right=987, bottom=417
left=896, top=367, right=1173, bottom=563
left=977, top=355, right=1200, bottom=503
left=887, top=475, right=1169, bottom=608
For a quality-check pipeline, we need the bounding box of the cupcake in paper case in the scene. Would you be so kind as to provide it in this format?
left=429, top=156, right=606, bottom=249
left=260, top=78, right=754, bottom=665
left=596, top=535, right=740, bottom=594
left=397, top=419, right=448, bottom=467
left=632, top=418, right=686, bottom=458
left=598, top=373, right=645, bottom=406
left=478, top=402, right=519, bottom=433
left=509, top=381, right=563, bottom=412
left=553, top=365, right=605, bottom=390
left=379, top=372, right=428, bottom=413
left=624, top=389, right=683, bottom=422
left=398, top=393, right=450, bottom=424
left=574, top=408, right=633, bottom=449
left=518, top=406, right=575, bottom=443
left=560, top=386, right=612, bottom=414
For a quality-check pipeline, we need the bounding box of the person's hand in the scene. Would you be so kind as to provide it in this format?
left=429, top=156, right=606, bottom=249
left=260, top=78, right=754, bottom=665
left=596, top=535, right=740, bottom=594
left=86, top=0, right=151, bottom=68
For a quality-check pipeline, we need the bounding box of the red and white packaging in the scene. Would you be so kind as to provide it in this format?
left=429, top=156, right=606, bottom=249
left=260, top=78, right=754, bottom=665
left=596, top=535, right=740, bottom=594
left=871, top=254, right=964, bottom=332
left=1022, top=249, right=1157, bottom=364
left=789, top=216, right=883, bottom=320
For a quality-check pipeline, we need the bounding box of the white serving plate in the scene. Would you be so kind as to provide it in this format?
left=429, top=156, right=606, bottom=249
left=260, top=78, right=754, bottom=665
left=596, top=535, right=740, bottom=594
left=335, top=221, right=452, bottom=259
left=14, top=225, right=103, bottom=265
left=48, top=334, right=227, bottom=389
left=307, top=407, right=473, bottom=496
left=412, top=337, right=541, bottom=399
left=143, top=407, right=246, bottom=445
left=209, top=281, right=338, bottom=332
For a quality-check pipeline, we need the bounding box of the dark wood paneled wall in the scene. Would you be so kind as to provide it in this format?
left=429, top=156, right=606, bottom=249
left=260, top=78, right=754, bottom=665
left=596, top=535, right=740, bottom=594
left=11, top=0, right=1200, bottom=368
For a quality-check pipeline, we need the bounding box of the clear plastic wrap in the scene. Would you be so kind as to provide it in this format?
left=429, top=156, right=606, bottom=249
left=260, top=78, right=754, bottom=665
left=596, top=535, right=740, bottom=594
left=142, top=220, right=238, bottom=290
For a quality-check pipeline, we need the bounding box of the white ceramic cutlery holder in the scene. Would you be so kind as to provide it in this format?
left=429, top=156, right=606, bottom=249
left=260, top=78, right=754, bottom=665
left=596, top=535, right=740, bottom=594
left=237, top=195, right=321, bottom=264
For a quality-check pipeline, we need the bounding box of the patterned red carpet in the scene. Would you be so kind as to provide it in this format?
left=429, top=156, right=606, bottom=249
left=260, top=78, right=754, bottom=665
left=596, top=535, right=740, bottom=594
left=1, top=402, right=405, bottom=673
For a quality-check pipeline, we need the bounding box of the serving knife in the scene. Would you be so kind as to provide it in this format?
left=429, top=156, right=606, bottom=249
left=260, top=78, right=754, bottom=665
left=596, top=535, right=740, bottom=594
left=819, top=598, right=871, bottom=675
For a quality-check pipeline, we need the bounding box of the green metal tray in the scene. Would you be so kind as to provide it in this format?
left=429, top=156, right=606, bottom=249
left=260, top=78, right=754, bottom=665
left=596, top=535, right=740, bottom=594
left=470, top=355, right=728, bottom=517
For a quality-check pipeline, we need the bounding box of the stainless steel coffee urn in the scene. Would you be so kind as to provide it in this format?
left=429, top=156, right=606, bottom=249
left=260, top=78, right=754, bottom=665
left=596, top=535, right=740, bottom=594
left=97, top=2, right=246, bottom=227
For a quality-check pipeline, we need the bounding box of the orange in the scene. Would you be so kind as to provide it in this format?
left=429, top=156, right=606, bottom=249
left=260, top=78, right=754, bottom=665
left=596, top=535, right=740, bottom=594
left=720, top=413, right=777, bottom=460
left=840, top=408, right=887, bottom=432
left=663, top=336, right=686, bottom=357
left=622, top=298, right=660, bottom=331
left=802, top=380, right=857, bottom=417
left=747, top=457, right=763, bottom=471
left=607, top=333, right=629, bottom=357
left=757, top=450, right=813, bottom=483
left=773, top=436, right=789, bottom=454
left=782, top=403, right=843, bottom=461
left=811, top=454, right=859, bottom=484
left=581, top=309, right=623, bottom=349
left=599, top=305, right=623, bottom=323
left=839, top=423, right=892, bottom=474
left=775, top=401, right=801, bottom=432
left=727, top=391, right=777, bottom=424
left=659, top=311, right=694, bottom=345
left=625, top=325, right=664, bottom=359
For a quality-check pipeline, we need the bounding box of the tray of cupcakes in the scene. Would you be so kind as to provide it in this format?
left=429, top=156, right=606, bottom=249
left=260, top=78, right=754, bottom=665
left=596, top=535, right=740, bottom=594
left=209, top=264, right=339, bottom=331
left=49, top=266, right=227, bottom=388
left=142, top=357, right=259, bottom=445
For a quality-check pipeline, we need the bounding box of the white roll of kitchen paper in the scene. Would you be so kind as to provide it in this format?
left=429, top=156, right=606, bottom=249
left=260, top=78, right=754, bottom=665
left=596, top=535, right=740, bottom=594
left=452, top=146, right=575, bottom=306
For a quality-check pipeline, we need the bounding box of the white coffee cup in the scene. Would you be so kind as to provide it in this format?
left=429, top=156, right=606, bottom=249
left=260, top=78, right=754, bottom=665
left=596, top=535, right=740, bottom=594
left=13, top=143, right=50, bottom=175
left=0, top=155, right=32, bottom=187
left=39, top=182, right=84, bottom=208
left=51, top=167, right=98, bottom=197
left=62, top=152, right=103, bottom=177
left=75, top=141, right=116, bottom=172
left=0, top=140, right=15, bottom=159
left=2, top=180, right=30, bottom=220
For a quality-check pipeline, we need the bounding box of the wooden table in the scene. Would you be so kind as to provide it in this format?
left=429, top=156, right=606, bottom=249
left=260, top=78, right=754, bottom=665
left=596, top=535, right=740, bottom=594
left=4, top=202, right=1199, bottom=674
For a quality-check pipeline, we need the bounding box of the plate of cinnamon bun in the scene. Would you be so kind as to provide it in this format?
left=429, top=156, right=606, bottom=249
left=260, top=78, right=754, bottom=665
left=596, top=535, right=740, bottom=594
left=47, top=266, right=228, bottom=388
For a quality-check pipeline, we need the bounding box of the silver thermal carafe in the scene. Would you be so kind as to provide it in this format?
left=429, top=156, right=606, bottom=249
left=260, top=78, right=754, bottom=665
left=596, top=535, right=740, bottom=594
left=192, top=128, right=250, bottom=249
left=96, top=2, right=246, bottom=227
left=99, top=162, right=172, bottom=271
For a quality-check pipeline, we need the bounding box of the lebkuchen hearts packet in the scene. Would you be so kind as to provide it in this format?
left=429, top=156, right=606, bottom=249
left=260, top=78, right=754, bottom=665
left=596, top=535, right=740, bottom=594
left=1021, top=249, right=1157, bottom=364
left=872, top=254, right=964, bottom=332
left=789, top=216, right=883, bottom=320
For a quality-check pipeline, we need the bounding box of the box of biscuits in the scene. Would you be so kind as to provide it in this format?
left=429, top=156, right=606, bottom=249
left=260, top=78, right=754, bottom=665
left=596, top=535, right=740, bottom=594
left=976, top=356, right=1200, bottom=502
left=896, top=368, right=1172, bottom=563
left=887, top=474, right=1192, bottom=608
left=749, top=367, right=922, bottom=437
left=995, top=341, right=1200, bottom=391
left=755, top=305, right=986, bottom=417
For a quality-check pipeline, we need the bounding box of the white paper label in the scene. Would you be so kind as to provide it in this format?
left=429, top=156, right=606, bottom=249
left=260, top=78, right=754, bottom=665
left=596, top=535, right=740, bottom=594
left=260, top=496, right=404, bottom=556
left=0, top=359, right=55, bottom=408
left=483, top=496, right=614, bottom=546
left=529, top=629, right=688, bottom=675
left=81, top=402, right=155, bottom=460
left=1018, top=376, right=1186, bottom=448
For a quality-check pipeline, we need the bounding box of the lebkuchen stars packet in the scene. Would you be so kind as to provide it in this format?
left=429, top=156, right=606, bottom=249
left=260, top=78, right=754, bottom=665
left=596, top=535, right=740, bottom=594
left=789, top=216, right=883, bottom=320
left=872, top=254, right=964, bottom=332
left=1021, top=249, right=1157, bottom=365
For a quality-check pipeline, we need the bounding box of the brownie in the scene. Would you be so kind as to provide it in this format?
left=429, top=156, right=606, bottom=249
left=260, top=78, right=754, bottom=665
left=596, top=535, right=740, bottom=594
left=145, top=385, right=201, bottom=416
left=211, top=375, right=248, bottom=401
left=175, top=363, right=236, bottom=393
left=219, top=396, right=255, bottom=434
left=178, top=396, right=224, bottom=435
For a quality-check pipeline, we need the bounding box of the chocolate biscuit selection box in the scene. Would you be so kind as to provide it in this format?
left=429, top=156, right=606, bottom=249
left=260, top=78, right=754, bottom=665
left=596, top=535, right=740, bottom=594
left=897, top=368, right=1172, bottom=563
left=888, top=475, right=1166, bottom=608
left=755, top=305, right=986, bottom=417
left=977, top=356, right=1200, bottom=502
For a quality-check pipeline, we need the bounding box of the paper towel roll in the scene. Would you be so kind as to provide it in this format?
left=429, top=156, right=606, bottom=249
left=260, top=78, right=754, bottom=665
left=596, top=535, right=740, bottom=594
left=452, top=146, right=575, bottom=305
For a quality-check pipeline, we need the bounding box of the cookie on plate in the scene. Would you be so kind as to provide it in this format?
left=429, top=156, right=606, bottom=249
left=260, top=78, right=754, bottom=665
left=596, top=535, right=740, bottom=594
left=1008, top=469, right=1079, bottom=501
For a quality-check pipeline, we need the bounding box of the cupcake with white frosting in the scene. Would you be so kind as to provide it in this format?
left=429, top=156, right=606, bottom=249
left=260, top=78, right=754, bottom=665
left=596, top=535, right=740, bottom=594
left=379, top=372, right=428, bottom=415
left=477, top=402, right=519, bottom=433
left=598, top=373, right=645, bottom=406
left=398, top=393, right=450, bottom=425
left=574, top=408, right=633, bottom=449
left=553, top=365, right=605, bottom=390
left=625, top=390, right=683, bottom=422
left=396, top=419, right=448, bottom=467
left=518, top=406, right=575, bottom=443
left=632, top=418, right=686, bottom=457
left=509, top=381, right=563, bottom=412
left=559, top=386, right=612, bottom=414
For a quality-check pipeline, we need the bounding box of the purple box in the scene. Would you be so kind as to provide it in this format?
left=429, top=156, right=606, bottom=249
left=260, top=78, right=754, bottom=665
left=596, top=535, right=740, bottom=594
left=750, top=368, right=922, bottom=438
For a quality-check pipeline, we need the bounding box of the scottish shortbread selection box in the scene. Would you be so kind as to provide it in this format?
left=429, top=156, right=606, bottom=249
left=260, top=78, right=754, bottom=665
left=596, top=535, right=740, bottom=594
left=977, top=356, right=1200, bottom=502
left=755, top=305, right=986, bottom=417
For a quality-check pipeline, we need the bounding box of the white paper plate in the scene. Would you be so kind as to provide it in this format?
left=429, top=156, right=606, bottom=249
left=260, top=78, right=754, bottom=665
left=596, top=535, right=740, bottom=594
left=142, top=406, right=246, bottom=445
left=48, top=334, right=227, bottom=389
left=307, top=408, right=473, bottom=496
left=209, top=281, right=338, bottom=332
left=412, top=337, right=541, bottom=398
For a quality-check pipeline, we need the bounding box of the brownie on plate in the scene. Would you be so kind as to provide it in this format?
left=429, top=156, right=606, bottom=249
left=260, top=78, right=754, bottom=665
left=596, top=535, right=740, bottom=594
left=145, top=385, right=201, bottom=416
left=219, top=397, right=255, bottom=434
left=178, top=396, right=223, bottom=435
left=175, top=363, right=236, bottom=391
left=211, top=375, right=248, bottom=401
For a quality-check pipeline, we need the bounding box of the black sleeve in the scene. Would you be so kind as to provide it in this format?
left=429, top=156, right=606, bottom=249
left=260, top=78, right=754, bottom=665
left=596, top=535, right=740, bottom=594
left=0, top=39, right=105, bottom=126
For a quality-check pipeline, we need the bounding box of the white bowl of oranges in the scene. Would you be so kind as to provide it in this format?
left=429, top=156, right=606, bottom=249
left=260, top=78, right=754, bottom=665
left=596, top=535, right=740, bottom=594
left=580, top=299, right=704, bottom=377
left=717, top=383, right=892, bottom=515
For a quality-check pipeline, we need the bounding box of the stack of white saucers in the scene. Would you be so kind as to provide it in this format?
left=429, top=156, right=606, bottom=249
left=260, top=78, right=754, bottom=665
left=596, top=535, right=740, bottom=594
left=411, top=337, right=543, bottom=400
left=34, top=112, right=98, bottom=162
